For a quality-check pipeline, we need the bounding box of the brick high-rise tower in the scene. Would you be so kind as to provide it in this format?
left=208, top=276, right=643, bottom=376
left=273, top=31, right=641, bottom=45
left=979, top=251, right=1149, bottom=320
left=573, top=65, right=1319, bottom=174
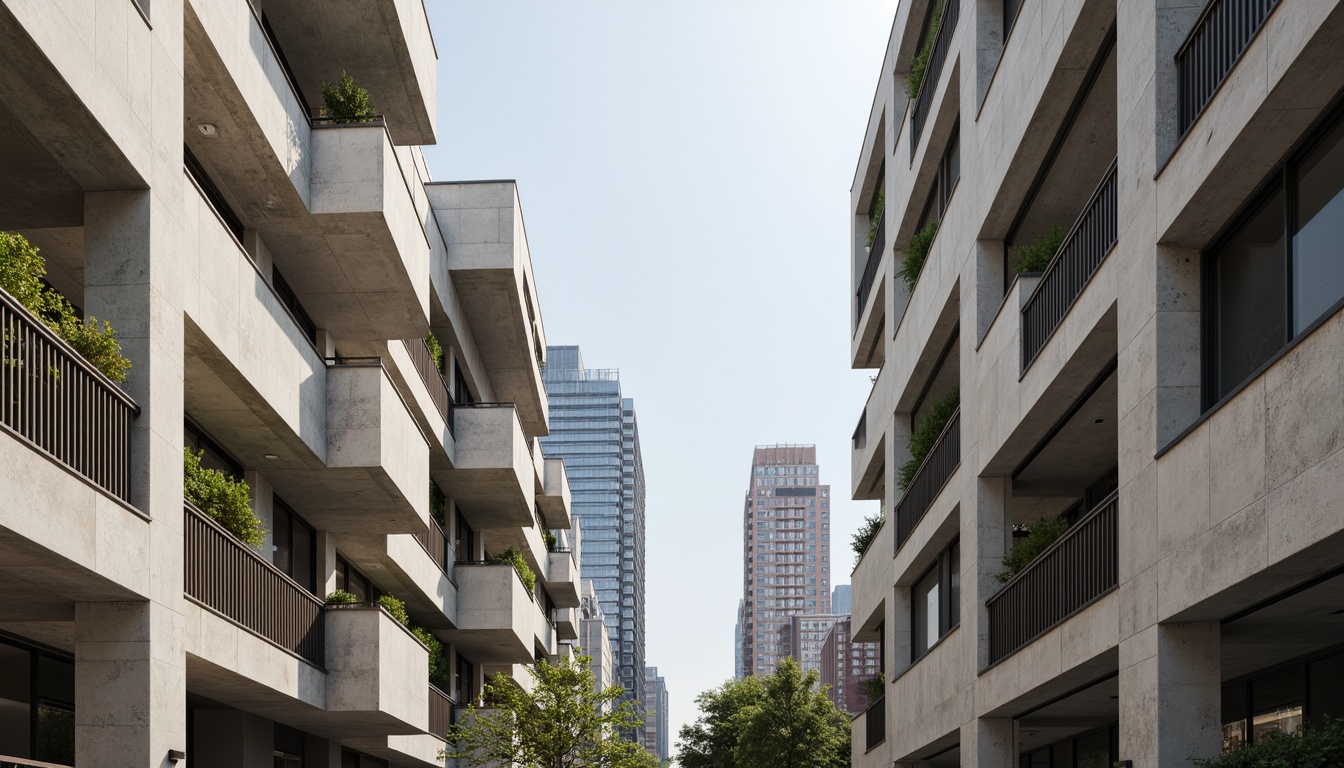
left=740, top=444, right=832, bottom=677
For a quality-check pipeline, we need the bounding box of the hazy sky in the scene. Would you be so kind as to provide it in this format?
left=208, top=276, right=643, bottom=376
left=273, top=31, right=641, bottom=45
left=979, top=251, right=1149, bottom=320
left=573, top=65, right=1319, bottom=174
left=421, top=1, right=896, bottom=752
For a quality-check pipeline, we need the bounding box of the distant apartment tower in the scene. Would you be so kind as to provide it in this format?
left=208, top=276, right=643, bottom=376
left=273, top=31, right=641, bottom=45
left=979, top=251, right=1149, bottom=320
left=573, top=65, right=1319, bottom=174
left=832, top=584, right=852, bottom=615
left=581, top=581, right=616, bottom=705
left=543, top=346, right=647, bottom=712
left=820, top=617, right=881, bottom=716
left=734, top=599, right=745, bottom=680
left=741, top=444, right=832, bottom=677
left=643, top=667, right=670, bottom=762
left=777, top=613, right=847, bottom=680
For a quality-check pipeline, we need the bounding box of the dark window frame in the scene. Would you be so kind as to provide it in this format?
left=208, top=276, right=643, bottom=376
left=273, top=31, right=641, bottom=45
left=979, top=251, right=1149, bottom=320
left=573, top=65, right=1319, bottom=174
left=911, top=538, right=960, bottom=663
left=1201, top=96, right=1344, bottom=411
left=184, top=420, right=243, bottom=479
left=271, top=266, right=318, bottom=345
left=272, top=496, right=317, bottom=595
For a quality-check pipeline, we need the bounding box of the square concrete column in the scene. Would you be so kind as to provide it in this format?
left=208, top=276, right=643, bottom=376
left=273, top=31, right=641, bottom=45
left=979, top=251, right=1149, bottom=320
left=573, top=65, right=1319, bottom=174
left=964, top=717, right=1016, bottom=768
left=1119, top=622, right=1221, bottom=767
left=973, top=477, right=1010, bottom=670
left=75, top=601, right=186, bottom=767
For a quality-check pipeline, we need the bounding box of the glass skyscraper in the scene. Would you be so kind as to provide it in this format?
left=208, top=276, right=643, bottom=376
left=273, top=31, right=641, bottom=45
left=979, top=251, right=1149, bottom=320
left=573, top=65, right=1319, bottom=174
left=542, top=346, right=646, bottom=717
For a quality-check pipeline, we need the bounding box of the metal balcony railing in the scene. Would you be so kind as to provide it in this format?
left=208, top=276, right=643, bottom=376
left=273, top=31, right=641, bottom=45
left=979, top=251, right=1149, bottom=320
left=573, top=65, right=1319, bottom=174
left=403, top=338, right=455, bottom=434
left=895, top=409, right=961, bottom=554
left=986, top=491, right=1119, bottom=663
left=865, top=696, right=887, bottom=751
left=910, top=0, right=960, bottom=161
left=414, top=517, right=455, bottom=581
left=184, top=503, right=325, bottom=665
left=1176, top=0, right=1280, bottom=136
left=1021, top=159, right=1118, bottom=370
left=429, top=684, right=454, bottom=741
left=0, top=287, right=138, bottom=502
left=857, top=218, right=886, bottom=325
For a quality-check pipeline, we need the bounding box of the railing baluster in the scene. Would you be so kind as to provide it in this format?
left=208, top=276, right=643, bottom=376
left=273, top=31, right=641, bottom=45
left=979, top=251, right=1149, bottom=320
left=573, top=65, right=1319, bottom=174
left=894, top=409, right=961, bottom=554
left=1176, top=0, right=1279, bottom=136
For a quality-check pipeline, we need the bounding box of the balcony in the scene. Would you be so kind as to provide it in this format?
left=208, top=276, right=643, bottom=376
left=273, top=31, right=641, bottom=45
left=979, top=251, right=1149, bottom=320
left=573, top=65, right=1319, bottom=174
left=260, top=0, right=438, bottom=145
left=439, top=404, right=535, bottom=530
left=546, top=548, right=581, bottom=609
left=909, top=0, right=960, bottom=160
left=537, top=457, right=572, bottom=529
left=429, top=684, right=454, bottom=741
left=856, top=218, right=886, bottom=326
left=402, top=338, right=455, bottom=434
left=865, top=696, right=886, bottom=751
left=1021, top=161, right=1118, bottom=371
left=326, top=604, right=430, bottom=733
left=426, top=181, right=548, bottom=435
left=184, top=503, right=324, bottom=665
left=554, top=606, right=579, bottom=641
left=1176, top=0, right=1282, bottom=137
left=895, top=409, right=960, bottom=554
left=853, top=364, right=893, bottom=502
left=986, top=491, right=1118, bottom=664
left=446, top=562, right=550, bottom=664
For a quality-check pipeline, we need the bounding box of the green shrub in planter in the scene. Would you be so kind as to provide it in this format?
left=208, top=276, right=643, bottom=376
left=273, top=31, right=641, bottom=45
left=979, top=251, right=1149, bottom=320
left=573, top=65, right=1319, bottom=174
left=429, top=481, right=446, bottom=526
left=491, top=547, right=537, bottom=593
left=995, top=515, right=1071, bottom=584
left=544, top=530, right=558, bottom=552
left=899, top=220, right=939, bottom=291
left=0, top=232, right=131, bottom=382
left=184, top=449, right=265, bottom=550
left=863, top=673, right=885, bottom=702
left=898, top=388, right=959, bottom=491
left=851, top=512, right=884, bottom=563
left=866, top=189, right=885, bottom=248
left=412, top=626, right=451, bottom=690
left=1191, top=718, right=1344, bottom=767
left=321, top=71, right=376, bottom=123
left=378, top=594, right=410, bottom=625
left=425, top=332, right=445, bottom=373
left=905, top=3, right=943, bottom=99
left=1010, top=224, right=1067, bottom=274
left=325, top=589, right=358, bottom=606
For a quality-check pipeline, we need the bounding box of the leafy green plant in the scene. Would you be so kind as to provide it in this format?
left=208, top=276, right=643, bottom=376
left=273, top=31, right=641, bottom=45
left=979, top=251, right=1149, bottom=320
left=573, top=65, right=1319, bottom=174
left=1192, top=718, right=1344, bottom=767
left=320, top=71, right=377, bottom=123
left=412, top=626, right=451, bottom=690
left=905, top=3, right=944, bottom=99
left=996, top=515, right=1072, bottom=584
left=429, top=481, right=446, bottom=525
left=184, top=449, right=265, bottom=549
left=851, top=511, right=885, bottom=563
left=324, top=589, right=358, bottom=606
left=0, top=232, right=131, bottom=382
left=866, top=189, right=885, bottom=247
left=1010, top=224, right=1067, bottom=274
left=491, top=547, right=537, bottom=593
left=863, top=673, right=885, bottom=703
left=543, top=530, right=558, bottom=552
left=899, top=219, right=939, bottom=291
left=898, top=388, right=959, bottom=491
left=425, top=332, right=445, bottom=372
left=378, top=594, right=410, bottom=625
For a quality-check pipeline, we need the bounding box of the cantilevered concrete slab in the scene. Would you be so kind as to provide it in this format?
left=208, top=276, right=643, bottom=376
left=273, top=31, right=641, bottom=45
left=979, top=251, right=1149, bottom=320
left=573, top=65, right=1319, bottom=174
left=326, top=605, right=430, bottom=734
left=537, top=457, right=572, bottom=529
left=435, top=404, right=535, bottom=530
left=261, top=0, right=437, bottom=146
left=427, top=181, right=549, bottom=435
left=446, top=564, right=548, bottom=665
left=545, top=550, right=581, bottom=609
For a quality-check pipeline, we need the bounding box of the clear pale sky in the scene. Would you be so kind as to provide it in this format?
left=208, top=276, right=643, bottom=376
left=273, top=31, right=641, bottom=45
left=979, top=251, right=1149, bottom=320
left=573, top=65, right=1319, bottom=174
left=421, top=1, right=896, bottom=753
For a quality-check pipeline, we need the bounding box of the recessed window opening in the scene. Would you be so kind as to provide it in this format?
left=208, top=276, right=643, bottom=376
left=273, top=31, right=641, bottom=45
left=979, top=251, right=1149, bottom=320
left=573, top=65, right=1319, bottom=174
left=911, top=538, right=959, bottom=660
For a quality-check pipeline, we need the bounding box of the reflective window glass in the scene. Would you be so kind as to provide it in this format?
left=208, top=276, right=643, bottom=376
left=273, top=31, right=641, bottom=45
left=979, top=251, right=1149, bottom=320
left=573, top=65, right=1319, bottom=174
left=1292, top=117, right=1344, bottom=333
left=1214, top=185, right=1286, bottom=400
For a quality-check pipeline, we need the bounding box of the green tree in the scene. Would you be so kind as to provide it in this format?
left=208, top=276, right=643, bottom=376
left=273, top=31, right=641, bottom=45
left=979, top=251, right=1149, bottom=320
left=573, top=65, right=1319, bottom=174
left=445, top=654, right=657, bottom=768
left=320, top=71, right=377, bottom=123
left=678, top=659, right=850, bottom=768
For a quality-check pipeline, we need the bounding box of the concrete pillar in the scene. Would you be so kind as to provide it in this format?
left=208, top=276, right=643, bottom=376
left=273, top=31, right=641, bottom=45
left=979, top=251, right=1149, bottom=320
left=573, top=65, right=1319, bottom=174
left=1119, top=622, right=1221, bottom=767
left=973, top=477, right=1010, bottom=669
left=317, top=530, right=339, bottom=595
left=192, top=709, right=273, bottom=768
left=247, top=470, right=275, bottom=564
left=964, top=717, right=1016, bottom=768
left=75, top=602, right=186, bottom=767
left=973, top=0, right=1008, bottom=107
left=889, top=587, right=912, bottom=679
left=973, top=240, right=1007, bottom=343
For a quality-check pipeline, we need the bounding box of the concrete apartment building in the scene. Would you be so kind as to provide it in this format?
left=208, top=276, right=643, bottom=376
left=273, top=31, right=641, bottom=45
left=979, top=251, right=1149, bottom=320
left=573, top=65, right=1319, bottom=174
left=741, top=445, right=832, bottom=678
left=580, top=581, right=617, bottom=706
left=0, top=1, right=585, bottom=766
left=820, top=616, right=883, bottom=717
left=542, top=347, right=648, bottom=715
left=847, top=0, right=1344, bottom=765
left=642, top=666, right=669, bottom=763
left=778, top=613, right=847, bottom=679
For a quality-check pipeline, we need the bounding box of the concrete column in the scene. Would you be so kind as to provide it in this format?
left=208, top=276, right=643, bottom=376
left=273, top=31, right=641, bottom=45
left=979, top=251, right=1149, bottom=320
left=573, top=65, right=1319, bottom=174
left=973, top=0, right=1008, bottom=107
left=964, top=717, right=1016, bottom=768
left=1119, top=622, right=1221, bottom=767
left=317, top=530, right=339, bottom=595
left=192, top=709, right=274, bottom=767
left=889, top=587, right=913, bottom=678
left=247, top=470, right=275, bottom=564
left=973, top=477, right=1010, bottom=669
left=75, top=602, right=186, bottom=767
left=973, top=240, right=1006, bottom=343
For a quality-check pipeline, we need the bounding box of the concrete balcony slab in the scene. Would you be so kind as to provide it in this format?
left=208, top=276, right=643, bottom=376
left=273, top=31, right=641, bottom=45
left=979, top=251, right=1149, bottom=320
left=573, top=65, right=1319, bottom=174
left=437, top=404, right=535, bottom=531
left=338, top=530, right=458, bottom=630
left=554, top=606, right=579, bottom=642
left=261, top=0, right=437, bottom=146
left=446, top=563, right=549, bottom=665
left=537, top=457, right=572, bottom=529
left=427, top=182, right=549, bottom=435
left=545, top=550, right=581, bottom=609
left=326, top=604, right=429, bottom=734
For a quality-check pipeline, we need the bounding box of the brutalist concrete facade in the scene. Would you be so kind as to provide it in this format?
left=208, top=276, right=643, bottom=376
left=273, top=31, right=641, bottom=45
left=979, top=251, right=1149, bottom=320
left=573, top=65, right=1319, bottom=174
left=0, top=1, right=580, bottom=765
left=847, top=1, right=1344, bottom=766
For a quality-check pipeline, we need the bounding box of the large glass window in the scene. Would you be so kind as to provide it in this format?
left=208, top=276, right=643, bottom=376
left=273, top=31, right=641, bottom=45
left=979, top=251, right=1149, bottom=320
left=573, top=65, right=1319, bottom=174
left=918, top=121, right=962, bottom=232
left=0, top=638, right=74, bottom=764
left=273, top=497, right=316, bottom=594
left=1208, top=106, right=1344, bottom=404
left=911, top=539, right=960, bottom=660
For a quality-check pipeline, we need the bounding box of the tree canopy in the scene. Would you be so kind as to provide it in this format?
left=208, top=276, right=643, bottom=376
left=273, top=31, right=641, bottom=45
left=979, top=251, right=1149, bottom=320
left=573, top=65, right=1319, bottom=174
left=445, top=653, right=659, bottom=768
left=677, top=658, right=850, bottom=768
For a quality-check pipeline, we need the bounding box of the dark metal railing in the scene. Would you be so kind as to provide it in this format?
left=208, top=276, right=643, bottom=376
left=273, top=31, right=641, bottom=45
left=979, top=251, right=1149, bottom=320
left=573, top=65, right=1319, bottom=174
left=403, top=339, right=455, bottom=434
left=910, top=0, right=960, bottom=161
left=1, top=756, right=70, bottom=768
left=414, top=517, right=454, bottom=579
left=986, top=491, right=1119, bottom=663
left=1020, top=159, right=1118, bottom=370
left=856, top=218, right=886, bottom=324
left=184, top=503, right=325, bottom=665
left=1176, top=0, right=1280, bottom=136
left=0, top=287, right=138, bottom=502
left=865, top=696, right=886, bottom=750
left=895, top=409, right=960, bottom=553
left=429, top=684, right=454, bottom=741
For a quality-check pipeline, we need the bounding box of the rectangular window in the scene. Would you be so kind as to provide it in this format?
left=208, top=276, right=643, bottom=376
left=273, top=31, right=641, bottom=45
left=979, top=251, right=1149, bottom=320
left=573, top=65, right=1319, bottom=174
left=911, top=539, right=960, bottom=661
left=272, top=266, right=318, bottom=345
left=273, top=496, right=316, bottom=594
left=918, top=120, right=961, bottom=231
